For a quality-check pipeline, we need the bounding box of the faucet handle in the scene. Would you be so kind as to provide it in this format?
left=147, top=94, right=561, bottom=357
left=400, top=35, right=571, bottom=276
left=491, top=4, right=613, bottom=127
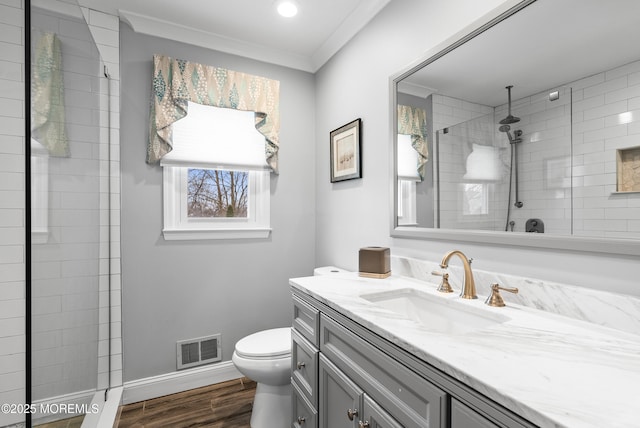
left=485, top=283, right=518, bottom=307
left=431, top=270, right=454, bottom=293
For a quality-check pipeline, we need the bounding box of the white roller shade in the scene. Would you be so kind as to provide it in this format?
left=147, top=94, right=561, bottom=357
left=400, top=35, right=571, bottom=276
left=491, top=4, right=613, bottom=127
left=397, top=133, right=421, bottom=181
left=161, top=101, right=270, bottom=171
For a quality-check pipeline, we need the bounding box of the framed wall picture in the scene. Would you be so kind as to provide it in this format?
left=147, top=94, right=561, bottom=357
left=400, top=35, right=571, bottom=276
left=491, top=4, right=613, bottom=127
left=330, top=118, right=362, bottom=182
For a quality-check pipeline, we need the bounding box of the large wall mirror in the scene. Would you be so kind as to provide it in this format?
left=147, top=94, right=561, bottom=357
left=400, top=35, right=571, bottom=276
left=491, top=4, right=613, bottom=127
left=391, top=0, right=640, bottom=256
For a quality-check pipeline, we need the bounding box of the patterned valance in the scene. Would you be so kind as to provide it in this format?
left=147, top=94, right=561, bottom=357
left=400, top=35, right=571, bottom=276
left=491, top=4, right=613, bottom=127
left=147, top=55, right=280, bottom=173
left=32, top=32, right=69, bottom=157
left=397, top=104, right=428, bottom=180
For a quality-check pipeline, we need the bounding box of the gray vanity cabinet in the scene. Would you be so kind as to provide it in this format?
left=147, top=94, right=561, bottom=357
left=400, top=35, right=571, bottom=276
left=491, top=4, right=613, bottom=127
left=319, top=354, right=403, bottom=428
left=292, top=294, right=321, bottom=428
left=291, top=289, right=535, bottom=428
left=450, top=399, right=499, bottom=428
left=361, top=395, right=404, bottom=428
left=319, top=355, right=365, bottom=428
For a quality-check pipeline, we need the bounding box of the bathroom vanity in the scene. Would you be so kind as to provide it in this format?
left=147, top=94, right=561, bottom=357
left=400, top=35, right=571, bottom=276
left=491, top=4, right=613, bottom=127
left=289, top=271, right=640, bottom=428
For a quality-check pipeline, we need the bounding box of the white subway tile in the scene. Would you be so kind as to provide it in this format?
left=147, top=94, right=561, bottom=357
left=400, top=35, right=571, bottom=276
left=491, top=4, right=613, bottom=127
left=89, top=9, right=118, bottom=31
left=0, top=98, right=22, bottom=118
left=606, top=60, right=640, bottom=80
left=0, top=0, right=23, bottom=8
left=0, top=22, right=21, bottom=44
left=584, top=123, right=628, bottom=143
left=606, top=207, right=640, bottom=220
left=606, top=83, right=640, bottom=104
left=0, top=260, right=25, bottom=282
left=0, top=4, right=22, bottom=26
left=583, top=100, right=628, bottom=121
left=0, top=78, right=24, bottom=99
left=0, top=116, right=24, bottom=136
left=0, top=245, right=22, bottom=264
left=0, top=172, right=23, bottom=191
left=0, top=317, right=24, bottom=338
left=0, top=59, right=22, bottom=81
left=90, top=25, right=118, bottom=47
left=0, top=209, right=22, bottom=227
left=584, top=75, right=628, bottom=98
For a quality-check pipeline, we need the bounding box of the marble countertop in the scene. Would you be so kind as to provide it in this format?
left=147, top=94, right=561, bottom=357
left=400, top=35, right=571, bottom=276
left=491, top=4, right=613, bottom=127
left=290, top=272, right=640, bottom=428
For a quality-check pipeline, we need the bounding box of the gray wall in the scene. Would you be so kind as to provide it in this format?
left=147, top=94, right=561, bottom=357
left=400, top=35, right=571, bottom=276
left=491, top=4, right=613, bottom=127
left=315, top=0, right=640, bottom=297
left=120, top=23, right=316, bottom=381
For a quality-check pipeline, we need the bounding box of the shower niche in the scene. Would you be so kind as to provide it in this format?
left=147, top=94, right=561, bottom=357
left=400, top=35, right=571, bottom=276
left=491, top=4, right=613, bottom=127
left=616, top=147, right=640, bottom=193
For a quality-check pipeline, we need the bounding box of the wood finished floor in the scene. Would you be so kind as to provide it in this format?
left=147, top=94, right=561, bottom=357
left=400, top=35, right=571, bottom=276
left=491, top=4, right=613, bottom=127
left=116, top=378, right=257, bottom=428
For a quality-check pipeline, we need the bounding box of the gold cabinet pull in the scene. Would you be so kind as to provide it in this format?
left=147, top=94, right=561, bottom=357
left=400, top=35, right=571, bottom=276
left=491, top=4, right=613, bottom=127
left=296, top=361, right=306, bottom=369
left=347, top=408, right=359, bottom=421
left=359, top=421, right=370, bottom=428
left=296, top=416, right=306, bottom=425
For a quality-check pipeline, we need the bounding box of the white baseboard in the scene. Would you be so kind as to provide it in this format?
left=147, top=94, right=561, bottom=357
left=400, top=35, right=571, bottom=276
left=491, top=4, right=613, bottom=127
left=122, top=361, right=243, bottom=404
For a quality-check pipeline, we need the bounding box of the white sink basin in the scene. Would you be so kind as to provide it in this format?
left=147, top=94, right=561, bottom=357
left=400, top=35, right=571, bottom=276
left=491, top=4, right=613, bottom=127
left=361, top=288, right=509, bottom=335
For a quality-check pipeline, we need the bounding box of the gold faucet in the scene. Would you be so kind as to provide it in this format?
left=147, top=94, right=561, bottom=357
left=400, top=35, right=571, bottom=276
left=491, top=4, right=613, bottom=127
left=440, top=250, right=477, bottom=299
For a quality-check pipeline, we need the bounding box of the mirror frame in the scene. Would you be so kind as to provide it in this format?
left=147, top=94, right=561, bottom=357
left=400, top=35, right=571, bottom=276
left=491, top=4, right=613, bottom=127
left=389, top=0, right=640, bottom=257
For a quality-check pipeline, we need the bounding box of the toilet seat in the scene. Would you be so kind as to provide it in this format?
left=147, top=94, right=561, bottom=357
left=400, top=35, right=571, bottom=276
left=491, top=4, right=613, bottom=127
left=235, top=327, right=291, bottom=359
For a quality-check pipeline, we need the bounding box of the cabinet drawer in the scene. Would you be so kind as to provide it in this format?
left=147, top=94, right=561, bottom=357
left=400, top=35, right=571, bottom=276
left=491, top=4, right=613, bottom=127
left=293, top=293, right=320, bottom=347
left=318, top=354, right=362, bottom=428
left=362, top=394, right=403, bottom=428
left=292, top=328, right=319, bottom=407
left=292, top=380, right=318, bottom=428
left=320, top=314, right=447, bottom=428
left=451, top=399, right=500, bottom=428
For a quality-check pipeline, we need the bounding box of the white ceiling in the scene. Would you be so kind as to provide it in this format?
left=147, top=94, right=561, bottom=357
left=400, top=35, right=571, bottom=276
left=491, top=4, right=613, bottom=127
left=401, top=0, right=640, bottom=107
left=78, top=0, right=392, bottom=72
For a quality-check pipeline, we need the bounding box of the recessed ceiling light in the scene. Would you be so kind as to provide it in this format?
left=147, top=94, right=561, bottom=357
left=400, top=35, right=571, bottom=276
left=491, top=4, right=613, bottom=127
left=276, top=0, right=299, bottom=18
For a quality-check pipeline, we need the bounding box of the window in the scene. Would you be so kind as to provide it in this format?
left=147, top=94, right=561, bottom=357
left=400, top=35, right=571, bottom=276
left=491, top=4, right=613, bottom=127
left=397, top=134, right=420, bottom=226
left=460, top=183, right=489, bottom=216
left=162, top=102, right=271, bottom=240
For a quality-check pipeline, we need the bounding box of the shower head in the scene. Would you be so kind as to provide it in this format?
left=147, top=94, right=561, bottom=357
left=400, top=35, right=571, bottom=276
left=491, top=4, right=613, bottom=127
left=499, top=85, right=520, bottom=125
left=499, top=124, right=515, bottom=144
left=499, top=114, right=520, bottom=125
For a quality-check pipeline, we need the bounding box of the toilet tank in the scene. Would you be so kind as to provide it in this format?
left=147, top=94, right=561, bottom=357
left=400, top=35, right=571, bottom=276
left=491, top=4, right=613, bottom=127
left=313, top=266, right=349, bottom=276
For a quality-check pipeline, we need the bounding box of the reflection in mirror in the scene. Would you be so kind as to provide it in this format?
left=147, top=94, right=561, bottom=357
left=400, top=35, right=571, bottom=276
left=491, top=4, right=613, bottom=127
left=393, top=0, right=640, bottom=252
left=432, top=85, right=571, bottom=234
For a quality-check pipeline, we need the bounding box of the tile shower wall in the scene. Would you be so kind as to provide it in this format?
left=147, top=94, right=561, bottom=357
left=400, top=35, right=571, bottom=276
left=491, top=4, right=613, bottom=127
left=433, top=58, right=640, bottom=237
left=431, top=95, right=500, bottom=230
left=0, top=0, right=26, bottom=426
left=572, top=59, right=640, bottom=239
left=494, top=86, right=572, bottom=235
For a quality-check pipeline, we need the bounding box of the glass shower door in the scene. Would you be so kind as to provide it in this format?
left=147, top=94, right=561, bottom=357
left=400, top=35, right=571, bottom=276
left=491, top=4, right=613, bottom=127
left=30, top=2, right=109, bottom=425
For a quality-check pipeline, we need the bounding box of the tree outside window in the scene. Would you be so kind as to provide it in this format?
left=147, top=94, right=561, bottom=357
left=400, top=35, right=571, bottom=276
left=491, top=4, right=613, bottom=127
left=187, top=169, right=248, bottom=218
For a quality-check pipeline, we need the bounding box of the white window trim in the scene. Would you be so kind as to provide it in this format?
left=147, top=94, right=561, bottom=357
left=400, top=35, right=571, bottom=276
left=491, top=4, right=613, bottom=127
left=162, top=166, right=271, bottom=240
left=397, top=179, right=417, bottom=226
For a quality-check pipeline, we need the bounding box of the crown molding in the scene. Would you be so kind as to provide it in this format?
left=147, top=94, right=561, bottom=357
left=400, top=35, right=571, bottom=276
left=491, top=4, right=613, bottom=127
left=120, top=0, right=392, bottom=73
left=311, top=0, right=391, bottom=71
left=120, top=9, right=314, bottom=72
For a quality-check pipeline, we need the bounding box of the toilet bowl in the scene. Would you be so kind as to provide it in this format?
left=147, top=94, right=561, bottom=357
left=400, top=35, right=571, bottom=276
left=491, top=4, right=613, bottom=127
left=232, top=327, right=292, bottom=428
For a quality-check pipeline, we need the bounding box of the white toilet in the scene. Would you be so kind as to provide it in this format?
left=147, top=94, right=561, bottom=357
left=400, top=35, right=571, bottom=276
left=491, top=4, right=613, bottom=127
left=232, top=327, right=292, bottom=428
